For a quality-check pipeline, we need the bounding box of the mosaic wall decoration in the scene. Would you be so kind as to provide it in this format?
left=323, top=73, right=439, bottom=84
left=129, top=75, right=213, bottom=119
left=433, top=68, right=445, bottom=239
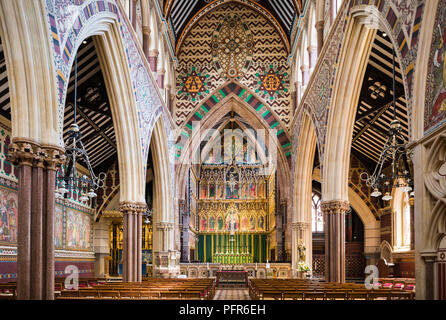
left=0, top=123, right=18, bottom=181
left=66, top=207, right=92, bottom=250
left=177, top=66, right=211, bottom=102
left=175, top=2, right=292, bottom=128
left=0, top=185, right=17, bottom=244
left=424, top=0, right=446, bottom=133
left=55, top=204, right=64, bottom=249
left=254, top=65, right=289, bottom=101
left=210, top=14, right=254, bottom=79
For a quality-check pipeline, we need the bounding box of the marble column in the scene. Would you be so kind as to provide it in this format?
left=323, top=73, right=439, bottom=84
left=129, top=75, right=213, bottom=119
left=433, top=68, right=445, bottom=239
left=315, top=21, right=324, bottom=55
left=292, top=222, right=310, bottom=278
left=120, top=201, right=147, bottom=282
left=165, top=85, right=172, bottom=113
left=179, top=200, right=190, bottom=262
left=321, top=200, right=350, bottom=283
left=142, top=26, right=151, bottom=60
left=157, top=69, right=165, bottom=90
left=9, top=140, right=65, bottom=300
left=421, top=252, right=437, bottom=300
left=148, top=49, right=159, bottom=73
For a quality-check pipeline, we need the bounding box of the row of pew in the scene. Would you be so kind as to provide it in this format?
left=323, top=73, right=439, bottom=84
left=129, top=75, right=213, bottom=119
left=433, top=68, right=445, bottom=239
left=56, top=278, right=215, bottom=300
left=249, top=279, right=415, bottom=300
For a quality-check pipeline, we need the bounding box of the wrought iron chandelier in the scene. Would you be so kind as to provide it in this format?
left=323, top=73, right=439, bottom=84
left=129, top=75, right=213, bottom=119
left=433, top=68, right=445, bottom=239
left=361, top=48, right=413, bottom=202
left=55, top=54, right=106, bottom=206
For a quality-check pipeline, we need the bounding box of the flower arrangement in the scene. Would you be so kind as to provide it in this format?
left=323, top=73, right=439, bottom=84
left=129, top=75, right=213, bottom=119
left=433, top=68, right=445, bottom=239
left=297, top=261, right=311, bottom=272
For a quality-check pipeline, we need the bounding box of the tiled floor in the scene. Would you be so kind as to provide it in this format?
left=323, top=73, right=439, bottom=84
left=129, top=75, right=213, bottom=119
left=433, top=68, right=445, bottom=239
left=213, top=289, right=251, bottom=300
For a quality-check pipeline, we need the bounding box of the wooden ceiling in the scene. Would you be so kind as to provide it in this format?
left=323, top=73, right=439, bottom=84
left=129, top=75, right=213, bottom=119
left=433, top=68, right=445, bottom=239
left=351, top=30, right=408, bottom=170
left=63, top=38, right=117, bottom=171
left=164, top=0, right=306, bottom=42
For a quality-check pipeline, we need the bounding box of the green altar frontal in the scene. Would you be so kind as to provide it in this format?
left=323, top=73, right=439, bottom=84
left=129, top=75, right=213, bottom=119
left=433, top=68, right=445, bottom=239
left=197, top=233, right=268, bottom=264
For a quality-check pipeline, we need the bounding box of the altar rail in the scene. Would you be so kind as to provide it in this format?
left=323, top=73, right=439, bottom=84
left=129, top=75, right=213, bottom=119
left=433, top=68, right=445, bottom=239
left=179, top=263, right=292, bottom=279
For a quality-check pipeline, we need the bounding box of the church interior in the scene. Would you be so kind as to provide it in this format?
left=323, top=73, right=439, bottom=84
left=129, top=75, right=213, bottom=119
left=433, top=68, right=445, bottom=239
left=0, top=0, right=445, bottom=301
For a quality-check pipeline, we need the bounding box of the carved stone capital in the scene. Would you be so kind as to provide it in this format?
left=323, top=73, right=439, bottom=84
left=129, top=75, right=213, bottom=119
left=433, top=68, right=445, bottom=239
left=8, top=139, right=45, bottom=168
left=42, top=145, right=66, bottom=171
left=119, top=201, right=147, bottom=215
left=321, top=200, right=350, bottom=214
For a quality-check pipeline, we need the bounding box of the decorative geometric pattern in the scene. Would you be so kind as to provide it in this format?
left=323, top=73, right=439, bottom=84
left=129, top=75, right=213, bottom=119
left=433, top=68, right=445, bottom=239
left=174, top=82, right=292, bottom=161
left=175, top=2, right=292, bottom=128
left=177, top=66, right=211, bottom=102
left=211, top=14, right=254, bottom=79
left=255, top=65, right=289, bottom=101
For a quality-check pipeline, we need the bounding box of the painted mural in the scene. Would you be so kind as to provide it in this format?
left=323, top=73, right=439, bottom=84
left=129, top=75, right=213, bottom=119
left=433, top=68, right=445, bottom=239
left=175, top=2, right=291, bottom=128
left=55, top=204, right=64, bottom=249
left=425, top=1, right=446, bottom=133
left=66, top=208, right=92, bottom=250
left=0, top=186, right=17, bottom=244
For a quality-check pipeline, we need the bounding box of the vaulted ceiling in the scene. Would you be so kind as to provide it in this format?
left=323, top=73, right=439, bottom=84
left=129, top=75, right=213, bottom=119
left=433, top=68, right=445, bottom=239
left=163, top=0, right=306, bottom=44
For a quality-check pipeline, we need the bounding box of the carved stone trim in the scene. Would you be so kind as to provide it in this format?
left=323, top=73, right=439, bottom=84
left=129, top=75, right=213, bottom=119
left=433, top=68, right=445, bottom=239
left=321, top=200, right=350, bottom=214
left=156, top=222, right=174, bottom=230
left=43, top=145, right=66, bottom=171
left=119, top=201, right=147, bottom=215
left=8, top=140, right=42, bottom=167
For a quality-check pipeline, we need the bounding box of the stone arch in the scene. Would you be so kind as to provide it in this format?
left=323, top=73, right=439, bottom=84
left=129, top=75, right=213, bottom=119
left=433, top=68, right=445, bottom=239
left=174, top=83, right=292, bottom=202
left=149, top=116, right=178, bottom=277
left=291, top=110, right=318, bottom=275
left=380, top=240, right=394, bottom=264
left=322, top=13, right=377, bottom=202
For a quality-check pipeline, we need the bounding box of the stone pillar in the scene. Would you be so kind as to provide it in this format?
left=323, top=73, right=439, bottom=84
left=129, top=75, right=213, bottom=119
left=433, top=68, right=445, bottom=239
left=142, top=26, right=151, bottom=60
left=301, top=65, right=309, bottom=88
left=308, top=45, right=317, bottom=73
left=165, top=85, right=172, bottom=113
left=9, top=140, right=65, bottom=300
left=315, top=21, right=324, bottom=55
left=120, top=201, right=146, bottom=282
left=321, top=200, right=350, bottom=283
left=148, top=49, right=159, bottom=73
left=295, top=81, right=302, bottom=106
left=157, top=69, right=165, bottom=90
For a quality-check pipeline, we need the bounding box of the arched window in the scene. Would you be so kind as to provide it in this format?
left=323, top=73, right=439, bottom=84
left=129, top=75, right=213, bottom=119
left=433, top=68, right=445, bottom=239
left=393, top=188, right=411, bottom=251
left=312, top=192, right=324, bottom=233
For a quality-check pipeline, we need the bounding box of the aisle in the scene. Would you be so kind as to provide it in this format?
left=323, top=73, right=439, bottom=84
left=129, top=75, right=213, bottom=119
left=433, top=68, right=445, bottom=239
left=213, top=289, right=251, bottom=300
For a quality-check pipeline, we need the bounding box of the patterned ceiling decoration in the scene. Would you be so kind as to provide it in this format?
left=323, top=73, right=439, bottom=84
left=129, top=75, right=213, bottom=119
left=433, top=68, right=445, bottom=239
left=0, top=37, right=10, bottom=120
left=166, top=0, right=303, bottom=48
left=211, top=14, right=254, bottom=79
left=175, top=2, right=292, bottom=128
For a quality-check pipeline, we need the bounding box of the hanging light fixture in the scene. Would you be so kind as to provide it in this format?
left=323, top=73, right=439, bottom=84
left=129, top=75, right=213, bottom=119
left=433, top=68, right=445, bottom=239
left=56, top=52, right=106, bottom=207
left=361, top=47, right=413, bottom=201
